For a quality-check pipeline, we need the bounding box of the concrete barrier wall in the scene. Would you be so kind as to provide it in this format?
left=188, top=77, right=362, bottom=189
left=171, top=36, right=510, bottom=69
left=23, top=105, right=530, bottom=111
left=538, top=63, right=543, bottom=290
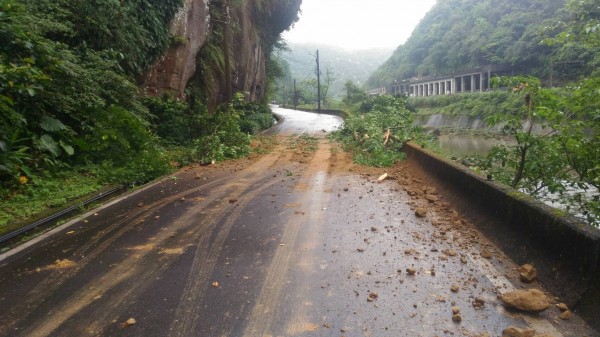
left=403, top=142, right=600, bottom=277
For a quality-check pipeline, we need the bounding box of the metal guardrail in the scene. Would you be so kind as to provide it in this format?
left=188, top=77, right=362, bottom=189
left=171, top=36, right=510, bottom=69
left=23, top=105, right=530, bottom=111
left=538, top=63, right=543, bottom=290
left=0, top=186, right=126, bottom=245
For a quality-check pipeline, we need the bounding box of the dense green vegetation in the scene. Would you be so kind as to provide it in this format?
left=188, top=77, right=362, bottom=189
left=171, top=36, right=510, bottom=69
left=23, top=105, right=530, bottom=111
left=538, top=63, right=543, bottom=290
left=0, top=0, right=295, bottom=232
left=0, top=0, right=180, bottom=185
left=331, top=95, right=430, bottom=167
left=465, top=76, right=600, bottom=226
left=368, top=0, right=598, bottom=87
left=408, top=91, right=523, bottom=116
left=460, top=0, right=599, bottom=226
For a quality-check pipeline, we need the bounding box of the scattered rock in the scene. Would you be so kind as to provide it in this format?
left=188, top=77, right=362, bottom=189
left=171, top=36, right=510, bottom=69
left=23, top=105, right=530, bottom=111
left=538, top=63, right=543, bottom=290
left=370, top=226, right=378, bottom=232
left=556, top=303, right=569, bottom=312
left=451, top=306, right=460, bottom=315
left=481, top=249, right=493, bottom=259
left=519, top=264, right=537, bottom=283
left=443, top=249, right=458, bottom=257
left=367, top=292, right=378, bottom=302
left=452, top=313, right=462, bottom=322
left=471, top=297, right=485, bottom=309
left=501, top=326, right=535, bottom=337
left=406, top=268, right=416, bottom=275
left=211, top=281, right=220, bottom=288
left=450, top=284, right=460, bottom=293
left=425, top=195, right=438, bottom=203
left=377, top=173, right=388, bottom=182
left=415, top=208, right=428, bottom=218
left=124, top=318, right=137, bottom=327
left=460, top=255, right=468, bottom=264
left=357, top=248, right=365, bottom=253
left=501, top=289, right=550, bottom=312
left=559, top=310, right=572, bottom=320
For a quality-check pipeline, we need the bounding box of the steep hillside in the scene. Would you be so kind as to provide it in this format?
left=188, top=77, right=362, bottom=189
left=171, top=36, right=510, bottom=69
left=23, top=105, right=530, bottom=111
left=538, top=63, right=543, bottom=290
left=368, top=0, right=569, bottom=87
left=1, top=0, right=300, bottom=193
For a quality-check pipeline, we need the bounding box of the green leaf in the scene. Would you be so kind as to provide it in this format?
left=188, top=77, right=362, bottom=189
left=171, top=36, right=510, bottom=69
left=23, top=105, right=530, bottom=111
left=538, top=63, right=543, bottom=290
left=27, top=88, right=36, bottom=97
left=59, top=140, right=75, bottom=155
left=38, top=134, right=60, bottom=157
left=40, top=115, right=67, bottom=132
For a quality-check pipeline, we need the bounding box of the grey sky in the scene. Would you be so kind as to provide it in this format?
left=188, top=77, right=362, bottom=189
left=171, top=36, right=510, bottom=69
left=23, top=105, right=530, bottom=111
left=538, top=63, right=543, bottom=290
left=283, top=0, right=437, bottom=49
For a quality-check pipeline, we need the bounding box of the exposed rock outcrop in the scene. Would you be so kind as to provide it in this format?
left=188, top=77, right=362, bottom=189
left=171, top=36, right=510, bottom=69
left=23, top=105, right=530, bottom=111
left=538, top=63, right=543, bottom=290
left=143, top=0, right=301, bottom=106
left=143, top=0, right=210, bottom=98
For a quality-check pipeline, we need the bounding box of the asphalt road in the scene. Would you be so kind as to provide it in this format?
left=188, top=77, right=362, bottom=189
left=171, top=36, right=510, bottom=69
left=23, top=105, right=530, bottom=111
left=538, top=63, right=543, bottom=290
left=0, top=108, right=596, bottom=337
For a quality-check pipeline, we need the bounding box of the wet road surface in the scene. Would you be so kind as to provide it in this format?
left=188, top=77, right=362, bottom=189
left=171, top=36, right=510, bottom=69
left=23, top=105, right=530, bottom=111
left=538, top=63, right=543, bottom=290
left=0, top=108, right=597, bottom=337
left=268, top=106, right=342, bottom=135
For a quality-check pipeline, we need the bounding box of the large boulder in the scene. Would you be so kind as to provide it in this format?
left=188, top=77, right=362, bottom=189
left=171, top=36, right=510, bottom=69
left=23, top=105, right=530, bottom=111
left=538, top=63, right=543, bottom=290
left=501, top=289, right=550, bottom=312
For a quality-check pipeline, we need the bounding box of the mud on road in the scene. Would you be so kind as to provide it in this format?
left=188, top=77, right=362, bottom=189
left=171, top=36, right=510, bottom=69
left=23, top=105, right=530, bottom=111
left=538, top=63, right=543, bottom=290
left=0, top=132, right=597, bottom=337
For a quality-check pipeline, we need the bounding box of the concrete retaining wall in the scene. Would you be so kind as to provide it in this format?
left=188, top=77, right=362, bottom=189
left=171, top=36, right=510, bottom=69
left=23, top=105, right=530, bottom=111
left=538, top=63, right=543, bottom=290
left=403, top=142, right=600, bottom=277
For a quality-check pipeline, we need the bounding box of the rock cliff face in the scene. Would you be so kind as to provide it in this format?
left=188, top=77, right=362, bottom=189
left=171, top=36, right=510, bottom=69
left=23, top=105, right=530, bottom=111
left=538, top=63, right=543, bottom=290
left=143, top=0, right=301, bottom=105
left=143, top=0, right=210, bottom=98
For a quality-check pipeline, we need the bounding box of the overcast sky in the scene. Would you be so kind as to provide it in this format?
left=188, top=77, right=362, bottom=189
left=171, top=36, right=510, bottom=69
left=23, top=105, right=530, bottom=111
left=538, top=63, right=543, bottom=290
left=283, top=0, right=437, bottom=50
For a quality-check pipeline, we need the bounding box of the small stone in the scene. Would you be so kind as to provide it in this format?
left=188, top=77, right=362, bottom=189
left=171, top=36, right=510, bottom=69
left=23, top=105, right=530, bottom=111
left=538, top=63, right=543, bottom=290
left=473, top=297, right=485, bottom=309
left=519, top=264, right=537, bottom=283
left=501, top=326, right=535, bottom=337
left=367, top=292, right=378, bottom=302
left=481, top=249, right=493, bottom=259
left=559, top=310, right=572, bottom=320
left=443, top=249, right=457, bottom=257
left=426, top=195, right=438, bottom=203
left=556, top=303, right=569, bottom=312
left=451, top=284, right=459, bottom=293
left=370, top=226, right=378, bottom=232
left=460, top=255, right=467, bottom=264
left=406, top=268, right=416, bottom=275
left=451, top=306, right=460, bottom=314
left=415, top=208, right=427, bottom=218
left=124, top=318, right=136, bottom=327
left=452, top=313, right=462, bottom=322
left=501, top=289, right=550, bottom=312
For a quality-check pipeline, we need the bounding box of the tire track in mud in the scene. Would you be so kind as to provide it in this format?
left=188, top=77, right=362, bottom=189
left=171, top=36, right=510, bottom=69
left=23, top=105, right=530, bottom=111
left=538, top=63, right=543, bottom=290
left=0, top=147, right=293, bottom=337
left=0, top=176, right=232, bottom=335
left=241, top=141, right=334, bottom=337
left=166, top=146, right=314, bottom=337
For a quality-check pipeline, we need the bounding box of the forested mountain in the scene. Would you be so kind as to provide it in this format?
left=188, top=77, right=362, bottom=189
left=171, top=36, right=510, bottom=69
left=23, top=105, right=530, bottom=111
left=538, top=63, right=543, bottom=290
left=368, top=0, right=594, bottom=87
left=277, top=43, right=392, bottom=101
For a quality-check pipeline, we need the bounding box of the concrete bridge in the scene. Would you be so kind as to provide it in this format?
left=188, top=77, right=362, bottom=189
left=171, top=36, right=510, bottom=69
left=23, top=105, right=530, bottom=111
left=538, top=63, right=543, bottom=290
left=371, top=64, right=513, bottom=97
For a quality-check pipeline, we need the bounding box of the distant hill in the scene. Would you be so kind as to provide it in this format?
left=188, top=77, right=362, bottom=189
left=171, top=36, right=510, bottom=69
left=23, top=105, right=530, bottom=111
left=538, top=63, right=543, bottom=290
left=367, top=0, right=586, bottom=88
left=280, top=43, right=392, bottom=99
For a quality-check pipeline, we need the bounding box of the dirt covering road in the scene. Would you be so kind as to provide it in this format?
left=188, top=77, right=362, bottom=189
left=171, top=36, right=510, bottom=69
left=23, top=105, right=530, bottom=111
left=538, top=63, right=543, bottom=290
left=0, top=108, right=597, bottom=337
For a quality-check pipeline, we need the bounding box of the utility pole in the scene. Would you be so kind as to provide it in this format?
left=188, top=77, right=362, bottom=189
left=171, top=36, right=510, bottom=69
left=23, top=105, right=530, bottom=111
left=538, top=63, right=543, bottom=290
left=293, top=78, right=298, bottom=109
left=550, top=61, right=554, bottom=88
left=316, top=50, right=322, bottom=112
left=223, top=0, right=232, bottom=102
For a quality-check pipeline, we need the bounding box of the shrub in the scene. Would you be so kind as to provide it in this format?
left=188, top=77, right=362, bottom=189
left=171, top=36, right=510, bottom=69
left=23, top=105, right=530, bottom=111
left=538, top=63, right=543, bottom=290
left=332, top=95, right=430, bottom=167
